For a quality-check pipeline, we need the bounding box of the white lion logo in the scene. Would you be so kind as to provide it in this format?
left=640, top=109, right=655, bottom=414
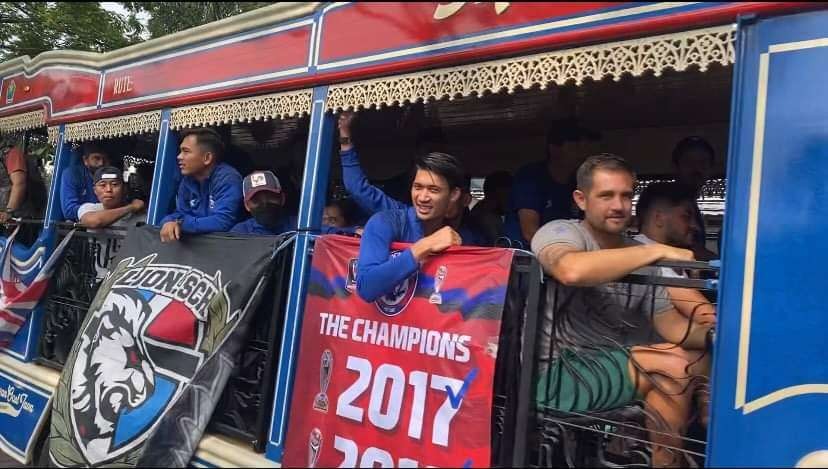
left=70, top=290, right=156, bottom=463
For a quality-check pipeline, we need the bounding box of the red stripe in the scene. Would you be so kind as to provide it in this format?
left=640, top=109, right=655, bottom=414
left=44, top=1, right=821, bottom=124
left=0, top=309, right=25, bottom=326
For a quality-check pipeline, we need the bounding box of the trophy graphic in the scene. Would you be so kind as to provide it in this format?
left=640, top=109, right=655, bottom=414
left=345, top=258, right=358, bottom=292
left=429, top=265, right=448, bottom=304
left=308, top=428, right=323, bottom=468
left=313, top=349, right=333, bottom=412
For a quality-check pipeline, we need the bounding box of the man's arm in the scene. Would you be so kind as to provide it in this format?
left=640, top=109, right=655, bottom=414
left=538, top=243, right=683, bottom=287
left=60, top=167, right=85, bottom=221
left=517, top=208, right=541, bottom=244
left=6, top=171, right=27, bottom=213
left=340, top=148, right=407, bottom=214
left=356, top=213, right=419, bottom=302
left=665, top=286, right=716, bottom=326
left=653, top=307, right=712, bottom=350
left=80, top=200, right=145, bottom=229
left=179, top=174, right=242, bottom=234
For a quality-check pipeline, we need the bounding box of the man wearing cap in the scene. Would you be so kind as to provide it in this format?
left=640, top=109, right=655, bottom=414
left=231, top=170, right=294, bottom=235
left=503, top=120, right=601, bottom=248
left=160, top=128, right=243, bottom=242
left=78, top=167, right=145, bottom=230
left=231, top=170, right=361, bottom=236
left=61, top=143, right=111, bottom=221
left=78, top=167, right=146, bottom=281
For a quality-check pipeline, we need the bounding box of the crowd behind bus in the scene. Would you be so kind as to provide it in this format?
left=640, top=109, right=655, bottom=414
left=1, top=112, right=719, bottom=467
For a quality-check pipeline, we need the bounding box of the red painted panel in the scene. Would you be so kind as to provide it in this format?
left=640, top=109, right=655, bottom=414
left=101, top=24, right=312, bottom=104
left=0, top=69, right=99, bottom=115
left=318, top=2, right=624, bottom=64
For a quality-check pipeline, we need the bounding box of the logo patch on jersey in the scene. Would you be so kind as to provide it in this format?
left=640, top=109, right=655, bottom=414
left=209, top=196, right=215, bottom=209
left=374, top=250, right=417, bottom=317
left=189, top=197, right=198, bottom=208
left=66, top=254, right=229, bottom=465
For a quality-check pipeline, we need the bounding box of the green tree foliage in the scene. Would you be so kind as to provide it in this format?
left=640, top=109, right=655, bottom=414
left=0, top=2, right=143, bottom=62
left=122, top=2, right=272, bottom=39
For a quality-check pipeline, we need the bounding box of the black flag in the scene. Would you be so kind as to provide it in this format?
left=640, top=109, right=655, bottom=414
left=47, top=225, right=288, bottom=467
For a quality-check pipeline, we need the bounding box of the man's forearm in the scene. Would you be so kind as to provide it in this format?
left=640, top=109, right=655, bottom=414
left=545, top=244, right=664, bottom=286
left=81, top=205, right=133, bottom=228
left=6, top=181, right=26, bottom=212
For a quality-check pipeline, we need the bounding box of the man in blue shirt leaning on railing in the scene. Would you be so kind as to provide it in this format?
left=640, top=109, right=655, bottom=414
left=159, top=127, right=243, bottom=243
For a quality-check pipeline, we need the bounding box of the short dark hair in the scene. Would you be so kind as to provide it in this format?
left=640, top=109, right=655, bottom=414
left=413, top=152, right=466, bottom=191
left=181, top=127, right=225, bottom=160
left=546, top=118, right=601, bottom=148
left=636, top=182, right=697, bottom=228
left=82, top=142, right=108, bottom=158
left=483, top=170, right=512, bottom=197
left=672, top=136, right=715, bottom=166
left=576, top=153, right=636, bottom=192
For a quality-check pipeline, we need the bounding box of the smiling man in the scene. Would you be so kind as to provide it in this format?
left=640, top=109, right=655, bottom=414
left=159, top=128, right=243, bottom=242
left=356, top=152, right=466, bottom=302
left=532, top=154, right=708, bottom=467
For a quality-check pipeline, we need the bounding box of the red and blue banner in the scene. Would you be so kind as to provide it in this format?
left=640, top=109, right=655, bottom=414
left=0, top=226, right=75, bottom=347
left=283, top=235, right=514, bottom=468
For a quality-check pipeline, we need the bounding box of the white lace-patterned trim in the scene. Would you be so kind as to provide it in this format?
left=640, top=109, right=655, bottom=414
left=326, top=26, right=735, bottom=111
left=0, top=109, right=46, bottom=134
left=47, top=126, right=59, bottom=145
left=169, top=89, right=313, bottom=130
left=64, top=110, right=162, bottom=142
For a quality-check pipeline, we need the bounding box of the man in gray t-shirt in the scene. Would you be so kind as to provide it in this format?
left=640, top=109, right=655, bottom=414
left=531, top=154, right=708, bottom=468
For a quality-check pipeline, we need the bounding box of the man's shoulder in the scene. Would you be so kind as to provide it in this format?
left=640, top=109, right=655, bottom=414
left=531, top=219, right=589, bottom=255
left=514, top=161, right=546, bottom=180
left=77, top=202, right=103, bottom=217
left=215, top=163, right=242, bottom=182
left=230, top=218, right=254, bottom=233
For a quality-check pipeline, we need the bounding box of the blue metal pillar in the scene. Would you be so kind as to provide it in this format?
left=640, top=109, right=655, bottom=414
left=147, top=109, right=180, bottom=225
left=266, top=86, right=334, bottom=462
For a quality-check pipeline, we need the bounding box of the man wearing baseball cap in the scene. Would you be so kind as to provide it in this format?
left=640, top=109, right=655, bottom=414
left=231, top=170, right=362, bottom=236
left=78, top=166, right=145, bottom=230
left=231, top=170, right=294, bottom=234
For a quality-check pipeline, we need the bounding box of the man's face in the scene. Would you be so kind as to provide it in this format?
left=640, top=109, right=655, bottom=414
left=244, top=191, right=284, bottom=213
left=411, top=169, right=459, bottom=222
left=94, top=179, right=125, bottom=210
left=675, top=149, right=713, bottom=191
left=178, top=135, right=212, bottom=177
left=323, top=205, right=347, bottom=228
left=83, top=152, right=110, bottom=172
left=662, top=200, right=699, bottom=248
left=574, top=169, right=634, bottom=235
left=445, top=190, right=471, bottom=221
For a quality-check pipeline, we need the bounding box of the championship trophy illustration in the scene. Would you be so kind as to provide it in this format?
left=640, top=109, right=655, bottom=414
left=429, top=265, right=448, bottom=304
left=313, top=349, right=333, bottom=412
left=345, top=258, right=358, bottom=292
left=308, top=428, right=323, bottom=468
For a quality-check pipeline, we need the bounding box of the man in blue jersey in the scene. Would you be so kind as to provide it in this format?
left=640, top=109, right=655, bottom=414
left=337, top=112, right=489, bottom=246
left=160, top=128, right=243, bottom=242
left=60, top=143, right=111, bottom=221
left=503, top=120, right=600, bottom=248
left=356, top=151, right=466, bottom=302
left=231, top=170, right=361, bottom=236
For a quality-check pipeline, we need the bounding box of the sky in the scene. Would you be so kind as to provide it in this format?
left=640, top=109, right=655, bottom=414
left=100, top=2, right=152, bottom=40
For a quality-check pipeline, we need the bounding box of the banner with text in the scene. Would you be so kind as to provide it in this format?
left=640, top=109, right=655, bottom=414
left=283, top=235, right=514, bottom=468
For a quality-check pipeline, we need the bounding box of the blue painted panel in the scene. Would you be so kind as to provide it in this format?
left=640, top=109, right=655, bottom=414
left=709, top=9, right=828, bottom=467
left=147, top=109, right=181, bottom=226
left=0, top=369, right=51, bottom=463
left=266, top=87, right=333, bottom=462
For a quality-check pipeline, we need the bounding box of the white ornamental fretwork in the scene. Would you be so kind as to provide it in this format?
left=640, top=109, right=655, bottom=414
left=326, top=25, right=735, bottom=112
left=434, top=2, right=510, bottom=20
left=0, top=109, right=46, bottom=134
left=64, top=110, right=162, bottom=143
left=169, top=89, right=313, bottom=130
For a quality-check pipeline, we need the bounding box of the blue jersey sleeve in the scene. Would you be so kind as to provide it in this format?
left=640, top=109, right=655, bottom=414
left=509, top=165, right=544, bottom=214
left=341, top=148, right=406, bottom=215
left=159, top=182, right=188, bottom=226
left=180, top=171, right=243, bottom=234
left=59, top=167, right=86, bottom=221
left=356, top=211, right=419, bottom=302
